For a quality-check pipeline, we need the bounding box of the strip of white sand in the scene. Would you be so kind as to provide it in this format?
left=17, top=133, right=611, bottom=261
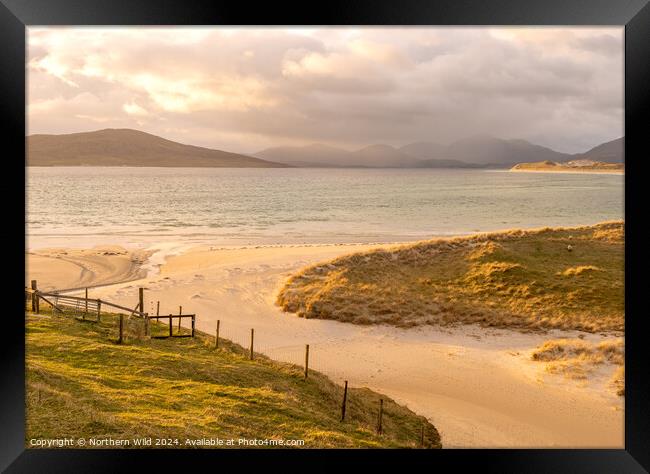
left=26, top=243, right=624, bottom=448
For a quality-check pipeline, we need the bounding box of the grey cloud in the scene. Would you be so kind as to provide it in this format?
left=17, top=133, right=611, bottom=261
left=27, top=27, right=623, bottom=154
left=571, top=34, right=621, bottom=56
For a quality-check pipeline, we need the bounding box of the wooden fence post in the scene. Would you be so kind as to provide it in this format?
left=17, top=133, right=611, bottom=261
left=341, top=380, right=348, bottom=422
left=169, top=314, right=173, bottom=337
left=191, top=315, right=195, bottom=338
left=139, top=288, right=144, bottom=316
left=31, top=280, right=37, bottom=312
left=156, top=301, right=160, bottom=316
left=97, top=300, right=101, bottom=322
left=82, top=288, right=87, bottom=320
left=376, top=399, right=384, bottom=435
left=215, top=320, right=220, bottom=349
left=118, top=314, right=124, bottom=344
left=250, top=328, right=254, bottom=360
left=178, top=306, right=182, bottom=334
left=304, top=344, right=310, bottom=379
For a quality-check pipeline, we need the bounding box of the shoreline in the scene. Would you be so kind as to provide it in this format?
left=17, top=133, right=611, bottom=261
left=25, top=235, right=624, bottom=448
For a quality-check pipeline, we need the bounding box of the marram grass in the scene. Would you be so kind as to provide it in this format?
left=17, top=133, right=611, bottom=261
left=277, top=221, right=624, bottom=332
left=530, top=337, right=624, bottom=389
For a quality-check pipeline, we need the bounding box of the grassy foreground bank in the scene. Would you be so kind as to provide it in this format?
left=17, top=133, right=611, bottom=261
left=277, top=222, right=623, bottom=332
left=26, top=311, right=440, bottom=448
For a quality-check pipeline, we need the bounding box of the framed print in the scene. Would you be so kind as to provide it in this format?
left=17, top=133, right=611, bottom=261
left=2, top=0, right=649, bottom=472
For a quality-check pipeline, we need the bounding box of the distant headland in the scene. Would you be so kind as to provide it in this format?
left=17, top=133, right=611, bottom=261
left=510, top=160, right=623, bottom=174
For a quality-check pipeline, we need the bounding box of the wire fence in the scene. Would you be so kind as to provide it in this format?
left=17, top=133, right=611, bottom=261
left=25, top=282, right=438, bottom=447
left=208, top=323, right=354, bottom=383
left=28, top=294, right=148, bottom=343
left=27, top=283, right=359, bottom=382
left=26, top=283, right=149, bottom=343
left=27, top=281, right=360, bottom=381
left=28, top=282, right=352, bottom=382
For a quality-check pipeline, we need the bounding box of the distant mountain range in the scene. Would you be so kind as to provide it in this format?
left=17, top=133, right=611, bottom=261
left=27, top=128, right=624, bottom=169
left=572, top=137, right=624, bottom=163
left=27, top=129, right=288, bottom=168
left=510, top=137, right=625, bottom=173
left=256, top=136, right=624, bottom=168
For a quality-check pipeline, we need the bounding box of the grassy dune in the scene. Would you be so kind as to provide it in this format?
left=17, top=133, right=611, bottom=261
left=26, top=311, right=440, bottom=448
left=531, top=338, right=624, bottom=394
left=277, top=222, right=623, bottom=332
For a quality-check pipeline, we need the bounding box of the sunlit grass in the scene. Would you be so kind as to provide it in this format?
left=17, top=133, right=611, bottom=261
left=277, top=221, right=624, bottom=332
left=25, top=311, right=440, bottom=448
left=530, top=337, right=624, bottom=394
left=610, top=366, right=625, bottom=396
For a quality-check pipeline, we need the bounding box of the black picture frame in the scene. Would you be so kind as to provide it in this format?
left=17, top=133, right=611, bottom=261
left=3, top=0, right=649, bottom=472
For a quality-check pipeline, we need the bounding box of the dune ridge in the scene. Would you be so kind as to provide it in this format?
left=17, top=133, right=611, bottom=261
left=277, top=222, right=624, bottom=332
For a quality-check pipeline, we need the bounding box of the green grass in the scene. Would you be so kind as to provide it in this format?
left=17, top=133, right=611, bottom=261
left=26, top=310, right=440, bottom=449
left=277, top=222, right=624, bottom=332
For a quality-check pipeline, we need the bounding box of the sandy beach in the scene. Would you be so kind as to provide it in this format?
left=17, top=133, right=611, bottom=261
left=26, top=246, right=152, bottom=292
left=25, top=243, right=624, bottom=448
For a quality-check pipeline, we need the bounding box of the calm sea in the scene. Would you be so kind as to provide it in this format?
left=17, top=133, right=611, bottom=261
left=26, top=167, right=624, bottom=250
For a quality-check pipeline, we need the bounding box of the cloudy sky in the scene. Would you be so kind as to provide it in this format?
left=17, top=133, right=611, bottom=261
left=28, top=27, right=623, bottom=154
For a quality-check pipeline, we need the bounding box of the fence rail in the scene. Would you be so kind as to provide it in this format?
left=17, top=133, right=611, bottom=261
left=25, top=280, right=435, bottom=447
left=36, top=290, right=147, bottom=318
left=148, top=314, right=196, bottom=338
left=26, top=281, right=149, bottom=343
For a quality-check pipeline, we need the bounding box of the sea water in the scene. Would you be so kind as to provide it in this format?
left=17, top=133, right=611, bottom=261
left=26, top=167, right=624, bottom=249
